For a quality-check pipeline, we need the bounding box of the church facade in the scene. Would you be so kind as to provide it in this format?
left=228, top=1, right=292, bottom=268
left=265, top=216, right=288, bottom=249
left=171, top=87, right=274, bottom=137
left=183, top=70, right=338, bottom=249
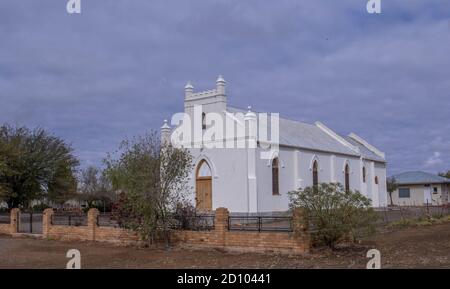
left=161, top=76, right=387, bottom=213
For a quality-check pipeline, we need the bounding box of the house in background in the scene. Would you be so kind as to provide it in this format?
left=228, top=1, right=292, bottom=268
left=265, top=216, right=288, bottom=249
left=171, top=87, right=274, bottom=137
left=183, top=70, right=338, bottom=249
left=390, top=171, right=450, bottom=206
left=161, top=76, right=387, bottom=213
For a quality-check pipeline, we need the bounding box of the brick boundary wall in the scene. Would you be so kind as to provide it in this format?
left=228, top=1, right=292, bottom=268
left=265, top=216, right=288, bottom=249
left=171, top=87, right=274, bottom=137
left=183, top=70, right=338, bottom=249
left=0, top=208, right=19, bottom=235
left=2, top=207, right=310, bottom=255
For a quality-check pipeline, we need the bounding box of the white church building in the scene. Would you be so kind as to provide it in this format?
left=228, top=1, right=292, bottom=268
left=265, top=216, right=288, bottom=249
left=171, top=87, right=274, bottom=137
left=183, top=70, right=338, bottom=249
left=161, top=76, right=387, bottom=213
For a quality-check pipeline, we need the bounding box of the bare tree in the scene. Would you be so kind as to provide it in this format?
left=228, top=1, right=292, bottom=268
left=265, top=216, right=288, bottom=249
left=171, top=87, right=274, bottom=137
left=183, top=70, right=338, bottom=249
left=78, top=166, right=114, bottom=211
left=104, top=131, right=193, bottom=248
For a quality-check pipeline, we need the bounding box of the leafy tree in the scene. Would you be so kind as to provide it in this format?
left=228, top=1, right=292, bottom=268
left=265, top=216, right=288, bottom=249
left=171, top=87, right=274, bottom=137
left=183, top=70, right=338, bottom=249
left=438, top=171, right=450, bottom=179
left=288, top=183, right=378, bottom=249
left=105, top=131, right=193, bottom=247
left=0, top=124, right=79, bottom=209
left=386, top=177, right=398, bottom=206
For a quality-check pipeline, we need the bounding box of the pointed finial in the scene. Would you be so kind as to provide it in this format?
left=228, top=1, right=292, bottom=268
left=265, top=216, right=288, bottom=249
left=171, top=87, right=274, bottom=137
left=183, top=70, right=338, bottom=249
left=247, top=105, right=252, bottom=112
left=161, top=119, right=170, bottom=129
left=216, top=75, right=226, bottom=83
left=185, top=81, right=193, bottom=90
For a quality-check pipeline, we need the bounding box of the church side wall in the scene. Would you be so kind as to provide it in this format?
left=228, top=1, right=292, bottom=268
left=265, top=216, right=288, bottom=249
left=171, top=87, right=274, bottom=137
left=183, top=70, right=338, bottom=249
left=187, top=145, right=387, bottom=212
left=256, top=147, right=364, bottom=213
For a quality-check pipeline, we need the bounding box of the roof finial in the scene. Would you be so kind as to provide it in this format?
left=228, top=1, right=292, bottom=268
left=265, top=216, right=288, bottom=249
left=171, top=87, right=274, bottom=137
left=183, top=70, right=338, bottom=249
left=161, top=119, right=170, bottom=129
left=185, top=81, right=194, bottom=97
left=217, top=75, right=225, bottom=83
left=216, top=75, right=226, bottom=95
left=185, top=81, right=193, bottom=90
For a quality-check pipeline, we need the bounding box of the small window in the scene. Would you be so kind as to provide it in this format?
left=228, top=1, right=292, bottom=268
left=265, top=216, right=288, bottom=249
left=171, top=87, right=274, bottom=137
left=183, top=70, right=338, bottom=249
left=272, top=158, right=279, bottom=195
left=374, top=176, right=379, bottom=185
left=399, top=188, right=410, bottom=198
left=362, top=167, right=366, bottom=183
left=344, top=164, right=350, bottom=192
left=433, top=187, right=438, bottom=194
left=202, top=112, right=206, bottom=130
left=312, top=160, right=319, bottom=187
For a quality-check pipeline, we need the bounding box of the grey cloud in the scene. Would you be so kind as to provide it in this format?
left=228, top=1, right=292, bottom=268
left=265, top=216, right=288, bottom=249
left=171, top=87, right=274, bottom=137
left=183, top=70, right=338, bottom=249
left=0, top=0, right=449, bottom=174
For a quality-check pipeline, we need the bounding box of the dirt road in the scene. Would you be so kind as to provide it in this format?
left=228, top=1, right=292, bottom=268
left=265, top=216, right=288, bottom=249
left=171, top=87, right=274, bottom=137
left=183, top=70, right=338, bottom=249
left=0, top=222, right=449, bottom=268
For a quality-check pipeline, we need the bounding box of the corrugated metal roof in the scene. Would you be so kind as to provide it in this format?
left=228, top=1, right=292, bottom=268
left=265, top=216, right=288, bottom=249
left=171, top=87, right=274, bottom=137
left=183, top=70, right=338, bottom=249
left=391, top=171, right=450, bottom=185
left=227, top=106, right=383, bottom=159
left=345, top=136, right=385, bottom=162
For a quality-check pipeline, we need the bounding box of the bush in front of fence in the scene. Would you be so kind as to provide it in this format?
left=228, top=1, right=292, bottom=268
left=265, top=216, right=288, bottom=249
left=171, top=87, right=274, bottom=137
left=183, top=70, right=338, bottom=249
left=288, top=183, right=378, bottom=249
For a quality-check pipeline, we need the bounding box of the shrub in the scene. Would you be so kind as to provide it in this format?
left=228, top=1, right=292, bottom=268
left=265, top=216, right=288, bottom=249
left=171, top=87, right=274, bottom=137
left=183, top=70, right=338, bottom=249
left=388, top=219, right=414, bottom=228
left=289, top=183, right=378, bottom=249
left=30, top=203, right=51, bottom=212
left=173, top=202, right=197, bottom=230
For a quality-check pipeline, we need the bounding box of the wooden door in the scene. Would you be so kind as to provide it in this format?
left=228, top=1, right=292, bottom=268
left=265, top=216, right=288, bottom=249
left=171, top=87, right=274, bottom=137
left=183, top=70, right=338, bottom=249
left=196, top=178, right=212, bottom=210
left=196, top=160, right=212, bottom=211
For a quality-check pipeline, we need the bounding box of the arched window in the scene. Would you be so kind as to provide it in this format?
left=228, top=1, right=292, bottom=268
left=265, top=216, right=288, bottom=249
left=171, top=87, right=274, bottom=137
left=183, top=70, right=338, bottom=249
left=362, top=167, right=366, bottom=183
left=375, top=176, right=379, bottom=185
left=272, top=158, right=279, bottom=195
left=312, top=160, right=319, bottom=187
left=345, top=164, right=350, bottom=192
left=202, top=112, right=206, bottom=130
left=197, top=160, right=211, bottom=177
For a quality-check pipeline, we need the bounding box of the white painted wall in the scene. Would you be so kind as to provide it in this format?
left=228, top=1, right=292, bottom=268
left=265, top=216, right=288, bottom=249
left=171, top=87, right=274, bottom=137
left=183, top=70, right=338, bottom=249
left=187, top=148, right=250, bottom=212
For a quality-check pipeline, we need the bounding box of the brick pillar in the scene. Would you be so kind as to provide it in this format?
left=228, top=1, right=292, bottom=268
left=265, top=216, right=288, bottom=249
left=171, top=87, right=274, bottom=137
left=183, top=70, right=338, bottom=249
left=214, top=207, right=229, bottom=247
left=10, top=208, right=19, bottom=234
left=42, top=208, right=54, bottom=238
left=292, top=207, right=310, bottom=253
left=88, top=208, right=99, bottom=241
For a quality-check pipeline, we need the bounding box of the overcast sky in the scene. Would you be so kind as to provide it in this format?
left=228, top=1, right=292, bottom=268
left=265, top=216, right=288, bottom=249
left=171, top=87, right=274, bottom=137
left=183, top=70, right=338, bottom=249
left=0, top=0, right=449, bottom=175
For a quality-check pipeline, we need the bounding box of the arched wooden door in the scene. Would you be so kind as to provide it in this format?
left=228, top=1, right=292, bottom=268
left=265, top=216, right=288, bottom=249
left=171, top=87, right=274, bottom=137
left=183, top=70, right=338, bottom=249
left=196, top=160, right=212, bottom=211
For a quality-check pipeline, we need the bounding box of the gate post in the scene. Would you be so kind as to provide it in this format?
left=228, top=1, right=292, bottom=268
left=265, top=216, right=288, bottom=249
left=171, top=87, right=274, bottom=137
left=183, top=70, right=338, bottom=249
left=10, top=208, right=19, bottom=235
left=292, top=207, right=310, bottom=253
left=88, top=208, right=99, bottom=241
left=214, top=207, right=229, bottom=247
left=42, top=208, right=54, bottom=238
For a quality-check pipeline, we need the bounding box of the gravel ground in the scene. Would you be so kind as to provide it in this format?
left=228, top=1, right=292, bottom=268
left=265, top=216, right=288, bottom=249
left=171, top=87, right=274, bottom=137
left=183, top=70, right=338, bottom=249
left=0, top=222, right=449, bottom=269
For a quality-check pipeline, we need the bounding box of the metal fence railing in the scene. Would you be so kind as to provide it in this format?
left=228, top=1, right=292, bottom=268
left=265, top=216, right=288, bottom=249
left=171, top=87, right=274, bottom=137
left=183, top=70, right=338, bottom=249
left=0, top=213, right=10, bottom=224
left=228, top=216, right=293, bottom=232
left=376, top=205, right=450, bottom=225
left=18, top=212, right=43, bottom=234
left=97, top=213, right=121, bottom=228
left=51, top=213, right=88, bottom=226
left=171, top=214, right=215, bottom=231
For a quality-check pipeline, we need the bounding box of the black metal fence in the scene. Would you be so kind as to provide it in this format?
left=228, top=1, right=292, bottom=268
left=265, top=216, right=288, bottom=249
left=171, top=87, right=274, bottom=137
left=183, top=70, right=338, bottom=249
left=171, top=214, right=215, bottom=231
left=97, top=213, right=121, bottom=228
left=17, top=212, right=43, bottom=234
left=228, top=216, right=293, bottom=232
left=51, top=213, right=88, bottom=226
left=0, top=212, right=10, bottom=224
